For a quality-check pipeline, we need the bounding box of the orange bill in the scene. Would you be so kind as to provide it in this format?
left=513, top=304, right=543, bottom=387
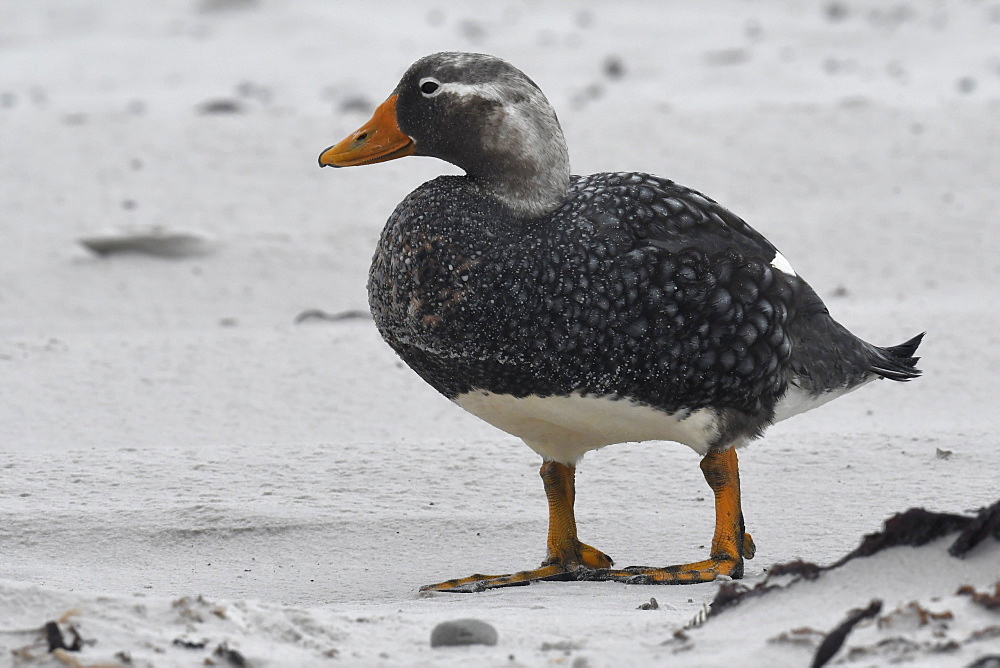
left=318, top=94, right=415, bottom=168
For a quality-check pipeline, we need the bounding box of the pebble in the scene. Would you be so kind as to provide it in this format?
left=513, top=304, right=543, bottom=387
left=430, top=619, right=498, bottom=648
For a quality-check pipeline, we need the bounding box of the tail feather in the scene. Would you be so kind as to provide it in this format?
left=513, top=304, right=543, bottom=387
left=868, top=332, right=925, bottom=381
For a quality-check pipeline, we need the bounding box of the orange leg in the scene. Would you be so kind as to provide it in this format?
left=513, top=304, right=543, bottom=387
left=582, top=446, right=755, bottom=585
left=420, top=461, right=613, bottom=592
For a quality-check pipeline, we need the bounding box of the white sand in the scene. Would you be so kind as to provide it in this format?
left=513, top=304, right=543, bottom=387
left=2, top=1, right=999, bottom=665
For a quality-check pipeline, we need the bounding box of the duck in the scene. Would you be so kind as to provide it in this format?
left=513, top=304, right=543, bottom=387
left=318, top=51, right=923, bottom=593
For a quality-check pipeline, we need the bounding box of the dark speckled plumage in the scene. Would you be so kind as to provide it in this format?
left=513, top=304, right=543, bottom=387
left=319, top=51, right=925, bottom=591
left=369, top=170, right=919, bottom=448
left=317, top=50, right=925, bottom=456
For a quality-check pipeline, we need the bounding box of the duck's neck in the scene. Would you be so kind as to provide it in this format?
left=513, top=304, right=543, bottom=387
left=468, top=140, right=570, bottom=220
left=464, top=96, right=571, bottom=220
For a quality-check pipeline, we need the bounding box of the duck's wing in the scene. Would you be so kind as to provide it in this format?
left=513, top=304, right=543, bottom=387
left=568, top=172, right=921, bottom=429
left=569, top=172, right=782, bottom=269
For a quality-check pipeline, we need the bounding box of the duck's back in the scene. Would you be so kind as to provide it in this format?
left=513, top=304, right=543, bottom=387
left=368, top=172, right=887, bottom=450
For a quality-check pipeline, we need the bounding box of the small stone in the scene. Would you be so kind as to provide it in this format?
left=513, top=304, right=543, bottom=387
left=458, top=20, right=486, bottom=44
left=603, top=55, right=625, bottom=80
left=957, top=77, right=977, bottom=94
left=935, top=448, right=953, bottom=460
left=197, top=99, right=244, bottom=115
left=430, top=619, right=498, bottom=648
left=339, top=96, right=372, bottom=114
left=825, top=2, right=849, bottom=21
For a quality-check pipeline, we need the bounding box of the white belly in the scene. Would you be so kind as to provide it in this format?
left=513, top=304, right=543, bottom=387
left=455, top=390, right=721, bottom=464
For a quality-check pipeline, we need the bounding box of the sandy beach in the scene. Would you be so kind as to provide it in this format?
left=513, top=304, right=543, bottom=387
left=2, top=1, right=999, bottom=665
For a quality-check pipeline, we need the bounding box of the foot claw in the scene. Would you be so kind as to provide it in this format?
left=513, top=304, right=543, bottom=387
left=742, top=533, right=756, bottom=560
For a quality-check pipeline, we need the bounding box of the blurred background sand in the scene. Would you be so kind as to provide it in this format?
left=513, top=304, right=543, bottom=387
left=1, top=1, right=998, bottom=665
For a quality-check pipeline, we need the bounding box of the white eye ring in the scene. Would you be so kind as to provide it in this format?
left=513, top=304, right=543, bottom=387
left=419, top=77, right=442, bottom=97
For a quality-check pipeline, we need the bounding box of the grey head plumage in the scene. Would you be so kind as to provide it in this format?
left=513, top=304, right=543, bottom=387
left=392, top=52, right=571, bottom=219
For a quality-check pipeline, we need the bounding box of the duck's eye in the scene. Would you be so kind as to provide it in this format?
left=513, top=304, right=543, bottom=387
left=419, top=79, right=441, bottom=96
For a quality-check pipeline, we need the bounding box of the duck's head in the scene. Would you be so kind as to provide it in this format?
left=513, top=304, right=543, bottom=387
left=319, top=52, right=571, bottom=219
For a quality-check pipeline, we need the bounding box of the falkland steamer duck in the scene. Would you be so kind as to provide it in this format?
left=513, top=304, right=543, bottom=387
left=318, top=52, right=923, bottom=592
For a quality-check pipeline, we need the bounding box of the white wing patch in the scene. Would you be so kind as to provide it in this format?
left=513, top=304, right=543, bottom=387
left=770, top=251, right=797, bottom=277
